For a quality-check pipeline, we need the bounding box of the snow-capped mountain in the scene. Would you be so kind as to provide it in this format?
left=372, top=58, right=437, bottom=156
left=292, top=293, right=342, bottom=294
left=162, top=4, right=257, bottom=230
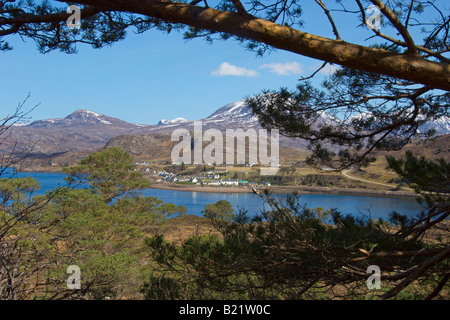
left=4, top=100, right=449, bottom=156
left=417, top=116, right=450, bottom=136
left=22, top=109, right=136, bottom=128
left=151, top=99, right=449, bottom=152
left=155, top=100, right=258, bottom=127
left=5, top=110, right=148, bottom=154
left=157, top=117, right=189, bottom=125
left=203, top=100, right=259, bottom=125
left=152, top=100, right=261, bottom=132
left=156, top=99, right=449, bottom=137
left=346, top=111, right=450, bottom=136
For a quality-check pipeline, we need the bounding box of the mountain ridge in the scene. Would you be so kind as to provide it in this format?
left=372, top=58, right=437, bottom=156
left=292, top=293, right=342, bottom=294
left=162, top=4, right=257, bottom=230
left=5, top=101, right=449, bottom=156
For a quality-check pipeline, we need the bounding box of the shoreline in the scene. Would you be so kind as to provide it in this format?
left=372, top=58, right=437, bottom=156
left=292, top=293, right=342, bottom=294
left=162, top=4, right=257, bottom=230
left=148, top=181, right=418, bottom=200
left=18, top=168, right=418, bottom=200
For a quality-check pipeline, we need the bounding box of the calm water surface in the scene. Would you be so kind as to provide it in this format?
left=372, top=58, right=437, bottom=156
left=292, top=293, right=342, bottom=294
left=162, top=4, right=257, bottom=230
left=14, top=172, right=424, bottom=219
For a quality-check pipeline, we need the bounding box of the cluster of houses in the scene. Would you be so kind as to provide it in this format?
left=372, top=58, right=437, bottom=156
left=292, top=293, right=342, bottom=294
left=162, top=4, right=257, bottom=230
left=202, top=179, right=250, bottom=186
left=156, top=169, right=270, bottom=187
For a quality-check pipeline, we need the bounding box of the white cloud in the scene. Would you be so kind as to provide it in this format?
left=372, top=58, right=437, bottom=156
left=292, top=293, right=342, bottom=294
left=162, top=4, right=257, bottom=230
left=319, top=63, right=340, bottom=76
left=260, top=62, right=303, bottom=76
left=211, top=62, right=259, bottom=77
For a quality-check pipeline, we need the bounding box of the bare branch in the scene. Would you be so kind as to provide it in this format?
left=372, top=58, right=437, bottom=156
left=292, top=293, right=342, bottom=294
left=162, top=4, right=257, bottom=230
left=314, top=0, right=341, bottom=40
left=229, top=0, right=252, bottom=18
left=369, top=0, right=417, bottom=54
left=380, top=246, right=450, bottom=300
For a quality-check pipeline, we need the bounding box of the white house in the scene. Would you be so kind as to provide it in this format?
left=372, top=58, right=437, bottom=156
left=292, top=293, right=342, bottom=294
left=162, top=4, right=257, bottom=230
left=203, top=180, right=221, bottom=186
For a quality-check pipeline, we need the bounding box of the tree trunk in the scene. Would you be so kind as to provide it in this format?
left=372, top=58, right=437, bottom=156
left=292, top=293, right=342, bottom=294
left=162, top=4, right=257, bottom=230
left=70, top=0, right=450, bottom=91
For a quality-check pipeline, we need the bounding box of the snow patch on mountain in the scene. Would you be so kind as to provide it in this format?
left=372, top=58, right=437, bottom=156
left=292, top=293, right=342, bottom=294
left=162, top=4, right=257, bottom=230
left=417, top=116, right=450, bottom=136
left=22, top=109, right=137, bottom=128
left=9, top=103, right=450, bottom=139
left=157, top=117, right=189, bottom=125
left=65, top=109, right=111, bottom=124
left=80, top=110, right=102, bottom=117
left=346, top=111, right=449, bottom=136
left=204, top=100, right=258, bottom=124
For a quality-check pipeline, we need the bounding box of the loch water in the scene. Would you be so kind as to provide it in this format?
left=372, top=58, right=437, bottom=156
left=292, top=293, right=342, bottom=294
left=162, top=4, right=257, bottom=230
left=9, top=171, right=424, bottom=220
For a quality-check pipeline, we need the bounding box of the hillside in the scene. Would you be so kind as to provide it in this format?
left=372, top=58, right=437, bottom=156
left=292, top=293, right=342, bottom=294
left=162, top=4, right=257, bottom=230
left=4, top=99, right=448, bottom=177
left=105, top=132, right=309, bottom=165
left=341, top=134, right=450, bottom=188
left=4, top=109, right=148, bottom=155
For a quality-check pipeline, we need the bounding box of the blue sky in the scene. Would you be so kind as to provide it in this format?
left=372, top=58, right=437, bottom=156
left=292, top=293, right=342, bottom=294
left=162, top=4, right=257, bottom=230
left=1, top=1, right=434, bottom=125
left=2, top=29, right=336, bottom=125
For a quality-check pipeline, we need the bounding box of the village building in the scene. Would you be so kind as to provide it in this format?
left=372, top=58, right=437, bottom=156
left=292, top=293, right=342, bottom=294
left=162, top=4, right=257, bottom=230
left=202, top=180, right=221, bottom=186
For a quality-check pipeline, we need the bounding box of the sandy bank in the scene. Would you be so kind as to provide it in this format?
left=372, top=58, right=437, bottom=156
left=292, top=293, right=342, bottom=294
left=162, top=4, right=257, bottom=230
left=148, top=182, right=417, bottom=199
left=17, top=168, right=418, bottom=200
